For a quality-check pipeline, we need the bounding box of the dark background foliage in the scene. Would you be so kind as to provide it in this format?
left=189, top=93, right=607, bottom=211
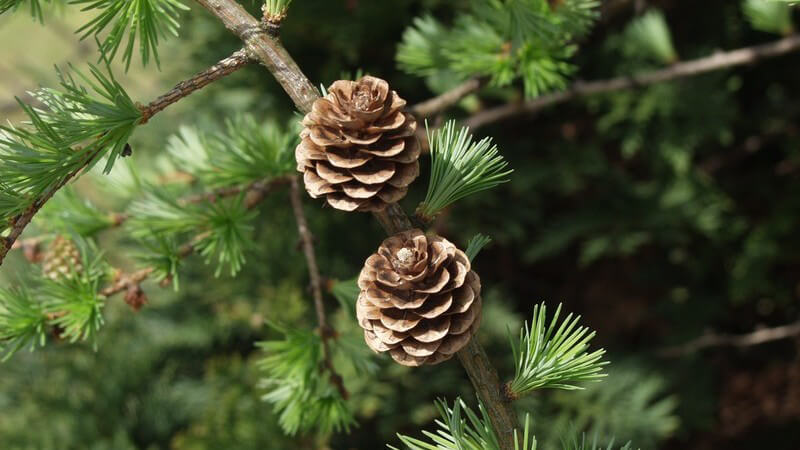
left=1, top=0, right=799, bottom=449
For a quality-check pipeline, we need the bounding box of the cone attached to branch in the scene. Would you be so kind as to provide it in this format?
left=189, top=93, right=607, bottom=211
left=296, top=75, right=420, bottom=212
left=356, top=229, right=482, bottom=366
left=42, top=235, right=83, bottom=281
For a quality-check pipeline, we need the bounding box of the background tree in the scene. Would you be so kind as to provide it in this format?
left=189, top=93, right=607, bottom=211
left=1, top=0, right=800, bottom=449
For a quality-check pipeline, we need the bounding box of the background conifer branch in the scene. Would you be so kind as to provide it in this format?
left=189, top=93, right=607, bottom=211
left=659, top=319, right=800, bottom=357
left=410, top=77, right=487, bottom=118
left=464, top=33, right=800, bottom=129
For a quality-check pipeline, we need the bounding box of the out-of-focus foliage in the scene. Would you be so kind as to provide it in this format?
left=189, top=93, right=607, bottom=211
left=397, top=0, right=599, bottom=97
left=743, top=0, right=794, bottom=34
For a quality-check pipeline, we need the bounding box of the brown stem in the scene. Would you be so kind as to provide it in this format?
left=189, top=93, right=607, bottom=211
left=195, top=1, right=516, bottom=446
left=658, top=320, right=800, bottom=357
left=464, top=34, right=800, bottom=130
left=409, top=77, right=486, bottom=119
left=179, top=175, right=292, bottom=207
left=289, top=176, right=327, bottom=330
left=139, top=48, right=252, bottom=124
left=289, top=175, right=349, bottom=400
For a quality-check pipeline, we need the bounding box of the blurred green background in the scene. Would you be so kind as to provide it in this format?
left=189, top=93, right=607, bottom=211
left=2, top=1, right=800, bottom=449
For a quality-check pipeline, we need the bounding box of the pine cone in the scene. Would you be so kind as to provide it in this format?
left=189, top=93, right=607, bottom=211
left=296, top=76, right=420, bottom=212
left=42, top=235, right=83, bottom=281
left=356, top=229, right=482, bottom=366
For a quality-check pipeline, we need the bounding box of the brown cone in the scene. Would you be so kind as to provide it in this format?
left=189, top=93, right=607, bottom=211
left=356, top=229, right=482, bottom=366
left=42, top=235, right=83, bottom=281
left=296, top=76, right=420, bottom=212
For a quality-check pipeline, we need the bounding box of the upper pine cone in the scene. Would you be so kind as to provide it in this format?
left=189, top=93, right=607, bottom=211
left=296, top=76, right=420, bottom=212
left=356, top=229, right=482, bottom=367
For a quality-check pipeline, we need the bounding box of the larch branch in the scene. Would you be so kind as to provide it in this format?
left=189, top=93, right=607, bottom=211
left=659, top=320, right=800, bottom=357
left=0, top=49, right=254, bottom=267
left=409, top=77, right=486, bottom=118
left=464, top=34, right=800, bottom=130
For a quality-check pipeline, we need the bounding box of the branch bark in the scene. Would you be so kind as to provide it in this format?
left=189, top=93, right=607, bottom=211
left=464, top=34, right=800, bottom=130
left=139, top=48, right=252, bottom=123
left=659, top=320, right=800, bottom=357
left=409, top=77, right=486, bottom=118
left=193, top=2, right=519, bottom=447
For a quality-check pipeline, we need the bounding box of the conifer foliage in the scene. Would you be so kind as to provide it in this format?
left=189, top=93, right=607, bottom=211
left=1, top=0, right=798, bottom=448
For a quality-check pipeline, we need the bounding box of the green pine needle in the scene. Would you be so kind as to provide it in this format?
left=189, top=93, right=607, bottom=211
left=0, top=0, right=62, bottom=22
left=397, top=1, right=599, bottom=98
left=623, top=10, right=678, bottom=64
left=1, top=236, right=108, bottom=361
left=418, top=121, right=512, bottom=220
left=390, top=397, right=537, bottom=450
left=134, top=235, right=182, bottom=291
left=39, top=236, right=108, bottom=348
left=264, top=0, right=293, bottom=20
left=257, top=324, right=355, bottom=435
left=331, top=277, right=360, bottom=310
left=38, top=187, right=116, bottom=236
left=465, top=234, right=492, bottom=262
left=0, top=285, right=48, bottom=361
left=0, top=55, right=141, bottom=196
left=128, top=189, right=255, bottom=277
left=194, top=195, right=255, bottom=277
left=72, top=0, right=189, bottom=70
left=167, top=117, right=296, bottom=189
left=743, top=0, right=794, bottom=35
left=508, top=303, right=608, bottom=397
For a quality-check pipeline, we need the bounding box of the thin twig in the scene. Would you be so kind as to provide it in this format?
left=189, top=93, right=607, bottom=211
left=195, top=2, right=516, bottom=446
left=289, top=175, right=348, bottom=400
left=0, top=50, right=254, bottom=267
left=409, top=77, right=486, bottom=118
left=659, top=320, right=800, bottom=357
left=138, top=48, right=252, bottom=123
left=179, top=175, right=292, bottom=207
left=464, top=34, right=800, bottom=130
